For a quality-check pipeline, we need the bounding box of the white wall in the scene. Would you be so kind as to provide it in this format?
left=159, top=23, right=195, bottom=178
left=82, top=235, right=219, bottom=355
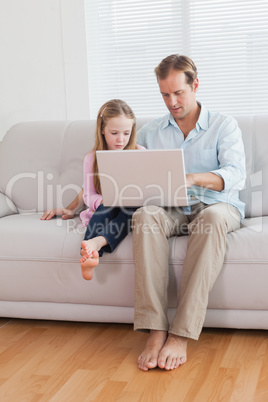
left=0, top=0, right=90, bottom=140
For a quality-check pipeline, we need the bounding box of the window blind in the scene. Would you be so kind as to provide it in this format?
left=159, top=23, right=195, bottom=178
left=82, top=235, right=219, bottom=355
left=84, top=0, right=268, bottom=118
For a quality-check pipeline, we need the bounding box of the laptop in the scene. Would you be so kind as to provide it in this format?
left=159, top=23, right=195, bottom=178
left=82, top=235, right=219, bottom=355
left=96, top=149, right=197, bottom=207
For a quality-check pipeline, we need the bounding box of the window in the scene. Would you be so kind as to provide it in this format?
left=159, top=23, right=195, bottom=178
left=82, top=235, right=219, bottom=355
left=85, top=0, right=268, bottom=117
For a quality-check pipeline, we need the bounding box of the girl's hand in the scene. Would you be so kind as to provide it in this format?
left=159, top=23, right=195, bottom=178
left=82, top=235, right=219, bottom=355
left=41, top=208, right=75, bottom=220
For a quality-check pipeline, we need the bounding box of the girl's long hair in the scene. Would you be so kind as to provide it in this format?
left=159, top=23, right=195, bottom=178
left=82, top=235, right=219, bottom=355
left=92, top=99, right=138, bottom=194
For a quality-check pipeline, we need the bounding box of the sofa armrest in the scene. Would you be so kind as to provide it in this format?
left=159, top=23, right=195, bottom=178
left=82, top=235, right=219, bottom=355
left=0, top=192, right=18, bottom=218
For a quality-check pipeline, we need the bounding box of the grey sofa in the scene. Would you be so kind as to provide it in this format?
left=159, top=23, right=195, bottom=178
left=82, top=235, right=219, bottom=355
left=0, top=116, right=268, bottom=330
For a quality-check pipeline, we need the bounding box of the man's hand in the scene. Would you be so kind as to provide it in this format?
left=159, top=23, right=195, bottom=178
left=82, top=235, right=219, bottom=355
left=186, top=173, right=196, bottom=188
left=41, top=208, right=75, bottom=220
left=186, top=172, right=224, bottom=192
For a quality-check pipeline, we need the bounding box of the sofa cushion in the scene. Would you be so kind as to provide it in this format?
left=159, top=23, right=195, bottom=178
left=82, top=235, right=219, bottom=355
left=0, top=121, right=95, bottom=213
left=0, top=213, right=137, bottom=307
left=207, top=217, right=268, bottom=310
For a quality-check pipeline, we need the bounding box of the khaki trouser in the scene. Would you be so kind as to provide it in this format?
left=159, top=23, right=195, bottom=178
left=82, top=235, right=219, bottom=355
left=132, top=202, right=241, bottom=340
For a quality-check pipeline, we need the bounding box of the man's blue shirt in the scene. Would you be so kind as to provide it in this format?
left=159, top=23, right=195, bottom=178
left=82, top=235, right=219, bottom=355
left=137, top=103, right=246, bottom=218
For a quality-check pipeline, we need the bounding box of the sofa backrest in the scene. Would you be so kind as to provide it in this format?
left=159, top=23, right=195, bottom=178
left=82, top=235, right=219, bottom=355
left=235, top=115, right=268, bottom=218
left=0, top=115, right=267, bottom=218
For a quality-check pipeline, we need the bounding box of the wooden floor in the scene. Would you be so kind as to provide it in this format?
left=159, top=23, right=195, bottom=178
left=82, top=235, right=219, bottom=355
left=0, top=318, right=267, bottom=401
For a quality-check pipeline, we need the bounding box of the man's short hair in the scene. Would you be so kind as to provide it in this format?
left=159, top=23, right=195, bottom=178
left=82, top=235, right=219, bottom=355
left=154, top=54, right=198, bottom=88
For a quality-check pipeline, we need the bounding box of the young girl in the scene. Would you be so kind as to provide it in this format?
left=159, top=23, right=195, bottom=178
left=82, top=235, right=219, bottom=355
left=80, top=99, right=144, bottom=280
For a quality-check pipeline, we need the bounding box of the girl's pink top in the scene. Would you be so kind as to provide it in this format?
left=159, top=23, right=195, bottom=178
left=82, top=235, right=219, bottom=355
left=79, top=145, right=145, bottom=227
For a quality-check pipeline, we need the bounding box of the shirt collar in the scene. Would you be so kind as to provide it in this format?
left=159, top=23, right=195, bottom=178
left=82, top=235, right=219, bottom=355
left=161, top=113, right=176, bottom=130
left=161, top=102, right=209, bottom=131
left=196, top=102, right=209, bottom=131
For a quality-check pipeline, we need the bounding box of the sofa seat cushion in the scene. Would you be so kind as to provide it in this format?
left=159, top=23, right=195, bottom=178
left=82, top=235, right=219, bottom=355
left=0, top=213, right=82, bottom=260
left=163, top=216, right=268, bottom=311
left=0, top=213, right=137, bottom=306
left=207, top=216, right=268, bottom=310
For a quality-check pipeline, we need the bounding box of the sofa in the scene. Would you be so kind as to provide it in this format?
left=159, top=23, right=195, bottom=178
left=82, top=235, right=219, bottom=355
left=0, top=115, right=268, bottom=330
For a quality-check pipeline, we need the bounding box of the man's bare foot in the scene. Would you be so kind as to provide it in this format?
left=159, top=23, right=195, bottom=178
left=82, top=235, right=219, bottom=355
left=80, top=249, right=99, bottom=280
left=157, top=334, right=187, bottom=370
left=138, top=330, right=167, bottom=371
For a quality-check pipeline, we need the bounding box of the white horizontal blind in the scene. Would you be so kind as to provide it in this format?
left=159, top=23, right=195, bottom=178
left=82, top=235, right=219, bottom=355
left=85, top=0, right=268, bottom=117
left=189, top=0, right=268, bottom=115
left=84, top=0, right=184, bottom=117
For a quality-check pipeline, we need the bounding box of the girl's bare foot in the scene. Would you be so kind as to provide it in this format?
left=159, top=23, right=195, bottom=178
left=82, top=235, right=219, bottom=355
left=157, top=334, right=187, bottom=370
left=80, top=249, right=99, bottom=280
left=81, top=240, right=92, bottom=259
left=138, top=330, right=167, bottom=371
left=80, top=237, right=108, bottom=280
left=80, top=238, right=108, bottom=259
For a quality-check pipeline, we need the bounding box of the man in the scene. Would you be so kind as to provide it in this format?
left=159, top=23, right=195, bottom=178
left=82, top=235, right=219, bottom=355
left=133, top=54, right=246, bottom=371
